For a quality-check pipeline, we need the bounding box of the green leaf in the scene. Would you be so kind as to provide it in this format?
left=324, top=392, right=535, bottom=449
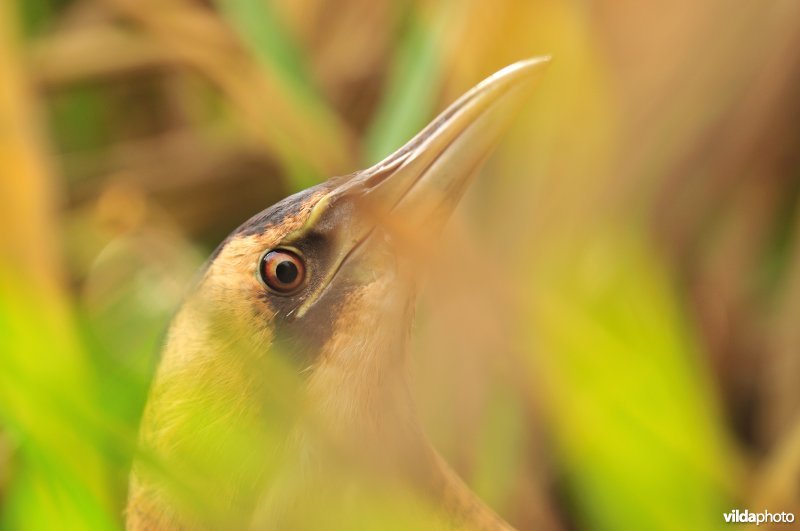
left=217, top=0, right=352, bottom=187
left=526, top=228, right=741, bottom=531
left=363, top=3, right=451, bottom=164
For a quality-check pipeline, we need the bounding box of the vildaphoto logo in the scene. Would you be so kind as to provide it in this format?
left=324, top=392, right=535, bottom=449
left=723, top=509, right=795, bottom=525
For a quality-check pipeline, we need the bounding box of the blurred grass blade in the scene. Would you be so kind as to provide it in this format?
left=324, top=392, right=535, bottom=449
left=0, top=284, right=118, bottom=531
left=103, top=0, right=355, bottom=187
left=218, top=0, right=314, bottom=101
left=364, top=2, right=452, bottom=164
left=217, top=0, right=356, bottom=188
left=527, top=228, right=742, bottom=531
left=0, top=3, right=117, bottom=529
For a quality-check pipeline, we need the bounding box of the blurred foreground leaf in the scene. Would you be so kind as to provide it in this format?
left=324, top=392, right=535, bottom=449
left=527, top=227, right=742, bottom=531
left=0, top=278, right=119, bottom=531
left=0, top=4, right=119, bottom=529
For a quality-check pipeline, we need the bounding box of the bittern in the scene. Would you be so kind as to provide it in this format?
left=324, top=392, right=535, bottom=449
left=127, top=58, right=548, bottom=530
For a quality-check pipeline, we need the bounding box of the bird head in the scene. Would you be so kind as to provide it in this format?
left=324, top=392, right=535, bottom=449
left=129, top=58, right=548, bottom=530
left=200, top=57, right=548, bottom=372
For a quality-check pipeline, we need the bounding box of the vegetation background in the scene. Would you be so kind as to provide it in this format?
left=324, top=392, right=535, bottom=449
left=1, top=0, right=800, bottom=529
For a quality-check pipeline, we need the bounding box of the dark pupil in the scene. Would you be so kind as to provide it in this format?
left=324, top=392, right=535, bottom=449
left=275, top=260, right=298, bottom=284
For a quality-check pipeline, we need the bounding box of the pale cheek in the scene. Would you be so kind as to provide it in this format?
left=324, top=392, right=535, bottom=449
left=336, top=282, right=413, bottom=352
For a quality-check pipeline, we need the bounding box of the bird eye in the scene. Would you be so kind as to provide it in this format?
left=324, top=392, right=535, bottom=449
left=259, top=249, right=306, bottom=294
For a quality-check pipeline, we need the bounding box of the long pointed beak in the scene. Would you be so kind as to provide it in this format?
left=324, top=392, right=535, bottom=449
left=348, top=56, right=550, bottom=232
left=287, top=58, right=549, bottom=316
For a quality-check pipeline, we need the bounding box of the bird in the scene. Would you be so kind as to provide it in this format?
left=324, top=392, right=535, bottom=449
left=126, top=57, right=548, bottom=531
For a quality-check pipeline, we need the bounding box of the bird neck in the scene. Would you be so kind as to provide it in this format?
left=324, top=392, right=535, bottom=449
left=128, top=288, right=514, bottom=530
left=299, top=293, right=514, bottom=530
left=424, top=448, right=516, bottom=531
